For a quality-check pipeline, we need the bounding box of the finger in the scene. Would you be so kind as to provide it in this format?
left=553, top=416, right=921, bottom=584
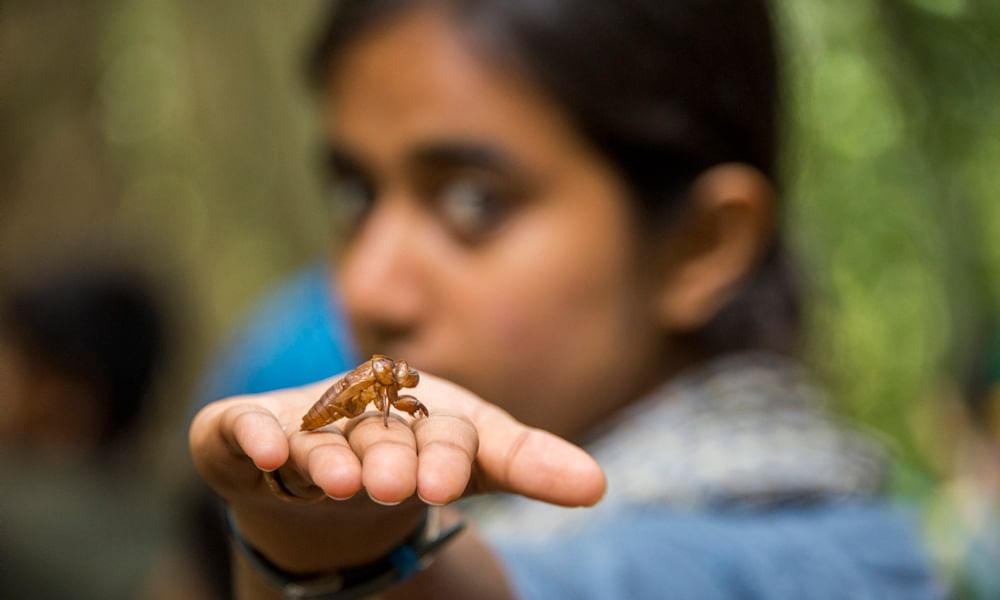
left=412, top=411, right=478, bottom=505
left=288, top=427, right=364, bottom=500
left=347, top=413, right=418, bottom=505
left=470, top=403, right=606, bottom=507
left=209, top=402, right=289, bottom=471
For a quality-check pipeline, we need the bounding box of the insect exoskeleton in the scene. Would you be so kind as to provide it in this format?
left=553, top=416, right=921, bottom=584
left=300, top=355, right=428, bottom=431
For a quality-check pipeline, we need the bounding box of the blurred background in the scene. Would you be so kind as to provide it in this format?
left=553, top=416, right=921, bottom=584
left=1, top=0, right=998, bottom=597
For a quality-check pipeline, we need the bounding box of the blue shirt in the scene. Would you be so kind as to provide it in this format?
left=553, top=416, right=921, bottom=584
left=197, top=264, right=358, bottom=404
left=495, top=502, right=942, bottom=600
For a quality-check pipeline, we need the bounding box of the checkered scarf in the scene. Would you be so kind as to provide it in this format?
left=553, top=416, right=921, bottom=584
left=467, top=352, right=888, bottom=541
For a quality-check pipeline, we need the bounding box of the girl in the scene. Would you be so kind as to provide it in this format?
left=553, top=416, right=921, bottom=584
left=191, top=1, right=941, bottom=597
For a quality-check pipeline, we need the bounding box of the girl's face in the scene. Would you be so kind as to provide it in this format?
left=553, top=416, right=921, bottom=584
left=325, top=10, right=671, bottom=439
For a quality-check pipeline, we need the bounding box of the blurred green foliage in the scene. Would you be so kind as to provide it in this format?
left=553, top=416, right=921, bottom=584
left=776, top=0, right=1000, bottom=474
left=2, top=0, right=999, bottom=481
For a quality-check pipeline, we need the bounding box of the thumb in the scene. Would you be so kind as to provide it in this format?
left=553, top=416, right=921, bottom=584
left=470, top=402, right=606, bottom=507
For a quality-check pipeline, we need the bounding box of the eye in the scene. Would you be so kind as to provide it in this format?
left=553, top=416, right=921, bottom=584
left=437, top=178, right=507, bottom=241
left=329, top=174, right=374, bottom=229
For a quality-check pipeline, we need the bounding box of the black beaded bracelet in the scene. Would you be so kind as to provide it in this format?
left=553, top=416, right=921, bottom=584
left=226, top=506, right=466, bottom=599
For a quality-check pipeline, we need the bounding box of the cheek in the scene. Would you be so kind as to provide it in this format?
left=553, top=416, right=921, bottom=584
left=461, top=226, right=641, bottom=377
left=451, top=239, right=653, bottom=436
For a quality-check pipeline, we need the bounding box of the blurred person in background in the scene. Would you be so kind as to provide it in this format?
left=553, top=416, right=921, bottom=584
left=190, top=1, right=944, bottom=598
left=0, top=259, right=219, bottom=599
left=0, top=262, right=163, bottom=460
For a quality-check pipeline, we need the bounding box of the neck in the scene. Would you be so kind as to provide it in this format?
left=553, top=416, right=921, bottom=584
left=566, top=343, right=703, bottom=445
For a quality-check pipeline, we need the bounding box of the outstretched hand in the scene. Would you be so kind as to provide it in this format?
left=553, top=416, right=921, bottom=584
left=189, top=371, right=606, bottom=571
left=191, top=372, right=605, bottom=506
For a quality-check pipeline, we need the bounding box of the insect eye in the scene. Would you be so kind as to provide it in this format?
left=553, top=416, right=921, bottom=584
left=393, top=362, right=408, bottom=381
left=372, top=358, right=394, bottom=384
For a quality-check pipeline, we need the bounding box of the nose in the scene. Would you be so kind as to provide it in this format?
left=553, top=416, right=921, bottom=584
left=337, top=197, right=427, bottom=341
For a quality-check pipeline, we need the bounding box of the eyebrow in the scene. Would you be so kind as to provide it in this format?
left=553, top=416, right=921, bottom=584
left=408, top=141, right=525, bottom=178
left=322, top=139, right=536, bottom=184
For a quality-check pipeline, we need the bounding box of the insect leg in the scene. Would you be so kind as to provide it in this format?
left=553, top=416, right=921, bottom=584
left=379, top=385, right=393, bottom=428
left=393, top=394, right=429, bottom=418
left=364, top=386, right=382, bottom=411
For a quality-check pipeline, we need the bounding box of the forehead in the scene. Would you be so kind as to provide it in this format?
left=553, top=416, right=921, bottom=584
left=321, top=9, right=591, bottom=170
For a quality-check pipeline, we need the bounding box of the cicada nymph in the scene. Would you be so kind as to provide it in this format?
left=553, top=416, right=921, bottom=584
left=300, top=355, right=427, bottom=431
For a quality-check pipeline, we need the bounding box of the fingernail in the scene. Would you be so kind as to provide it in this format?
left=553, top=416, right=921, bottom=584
left=417, top=492, right=445, bottom=507
left=367, top=492, right=402, bottom=506
left=326, top=493, right=354, bottom=501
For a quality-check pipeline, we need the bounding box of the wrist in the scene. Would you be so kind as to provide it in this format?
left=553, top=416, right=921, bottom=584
left=229, top=496, right=427, bottom=573
left=227, top=505, right=466, bottom=599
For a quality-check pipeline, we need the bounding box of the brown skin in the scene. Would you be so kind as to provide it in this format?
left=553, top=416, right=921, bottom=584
left=189, top=8, right=774, bottom=599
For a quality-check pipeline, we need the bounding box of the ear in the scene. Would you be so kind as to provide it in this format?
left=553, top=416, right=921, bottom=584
left=655, top=163, right=775, bottom=332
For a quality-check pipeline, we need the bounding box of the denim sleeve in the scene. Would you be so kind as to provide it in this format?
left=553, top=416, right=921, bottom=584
left=490, top=502, right=943, bottom=600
